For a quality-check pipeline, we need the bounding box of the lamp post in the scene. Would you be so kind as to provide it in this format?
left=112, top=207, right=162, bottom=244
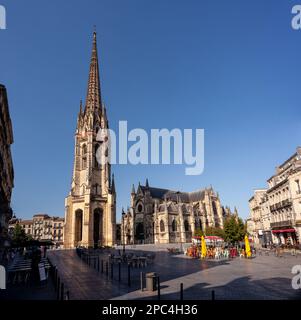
left=122, top=211, right=126, bottom=255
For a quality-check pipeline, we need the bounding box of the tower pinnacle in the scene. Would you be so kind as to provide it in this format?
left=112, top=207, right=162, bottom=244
left=85, top=31, right=102, bottom=113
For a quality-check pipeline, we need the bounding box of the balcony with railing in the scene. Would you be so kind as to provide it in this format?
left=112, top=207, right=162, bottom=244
left=270, top=219, right=293, bottom=229
left=270, top=199, right=292, bottom=212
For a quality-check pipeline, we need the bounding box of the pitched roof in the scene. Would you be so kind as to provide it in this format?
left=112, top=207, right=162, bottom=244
left=139, top=185, right=206, bottom=203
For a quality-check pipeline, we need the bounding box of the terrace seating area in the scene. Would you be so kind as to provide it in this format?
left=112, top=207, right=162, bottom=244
left=167, top=247, right=182, bottom=254
left=7, top=254, right=51, bottom=285
left=76, top=247, right=156, bottom=268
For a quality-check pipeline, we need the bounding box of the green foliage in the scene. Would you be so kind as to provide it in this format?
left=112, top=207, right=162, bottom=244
left=12, top=224, right=32, bottom=246
left=27, top=234, right=33, bottom=241
left=194, top=228, right=204, bottom=237
left=223, top=216, right=246, bottom=244
left=205, top=226, right=226, bottom=239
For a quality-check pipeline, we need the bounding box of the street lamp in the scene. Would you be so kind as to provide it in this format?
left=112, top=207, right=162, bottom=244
left=122, top=209, right=126, bottom=255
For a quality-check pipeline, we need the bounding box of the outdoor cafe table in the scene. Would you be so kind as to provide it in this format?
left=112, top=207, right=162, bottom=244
left=8, top=259, right=51, bottom=284
left=7, top=266, right=32, bottom=284
left=128, top=256, right=147, bottom=268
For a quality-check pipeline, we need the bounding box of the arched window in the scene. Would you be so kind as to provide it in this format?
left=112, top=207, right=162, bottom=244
left=75, top=209, right=83, bottom=242
left=212, top=201, right=218, bottom=216
left=93, top=208, right=103, bottom=246
left=195, top=218, right=202, bottom=231
left=135, top=223, right=144, bottom=241
left=172, top=219, right=177, bottom=232
left=82, top=157, right=87, bottom=169
left=184, top=220, right=189, bottom=232
left=160, top=220, right=165, bottom=232
left=82, top=144, right=87, bottom=155
left=82, top=144, right=87, bottom=169
left=94, top=144, right=100, bottom=168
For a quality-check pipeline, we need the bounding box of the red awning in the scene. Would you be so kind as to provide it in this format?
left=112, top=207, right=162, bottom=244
left=192, top=236, right=223, bottom=240
left=272, top=228, right=295, bottom=234
left=206, top=236, right=223, bottom=240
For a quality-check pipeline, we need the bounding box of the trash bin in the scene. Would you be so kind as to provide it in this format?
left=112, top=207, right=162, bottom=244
left=146, top=272, right=157, bottom=291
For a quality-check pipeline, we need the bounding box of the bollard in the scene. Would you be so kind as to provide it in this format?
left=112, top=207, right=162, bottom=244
left=128, top=264, right=131, bottom=287
left=97, top=257, right=100, bottom=272
left=57, top=277, right=60, bottom=300
left=101, top=260, right=104, bottom=274
left=140, top=272, right=144, bottom=292
left=60, top=282, right=64, bottom=301
left=211, top=290, right=215, bottom=301
left=157, top=276, right=160, bottom=300
left=106, top=262, right=109, bottom=277
left=111, top=262, right=113, bottom=279
left=54, top=267, right=57, bottom=291
left=118, top=263, right=121, bottom=282
left=180, top=283, right=183, bottom=301
left=51, top=265, right=54, bottom=280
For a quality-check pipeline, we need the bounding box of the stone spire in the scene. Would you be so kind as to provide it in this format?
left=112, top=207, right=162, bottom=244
left=131, top=184, right=135, bottom=194
left=111, top=173, right=115, bottom=194
left=85, top=31, right=102, bottom=113
left=79, top=100, right=83, bottom=113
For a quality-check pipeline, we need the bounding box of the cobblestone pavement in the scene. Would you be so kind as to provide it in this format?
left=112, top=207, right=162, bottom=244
left=48, top=247, right=301, bottom=300
left=47, top=249, right=132, bottom=300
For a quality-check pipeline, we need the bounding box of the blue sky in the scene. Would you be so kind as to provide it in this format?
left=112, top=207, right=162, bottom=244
left=1, top=0, right=301, bottom=222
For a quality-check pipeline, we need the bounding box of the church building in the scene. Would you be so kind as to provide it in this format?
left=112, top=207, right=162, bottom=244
left=121, top=180, right=234, bottom=245
left=64, top=32, right=116, bottom=248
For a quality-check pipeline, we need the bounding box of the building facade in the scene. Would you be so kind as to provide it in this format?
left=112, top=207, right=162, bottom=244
left=64, top=32, right=116, bottom=248
left=9, top=214, right=64, bottom=248
left=0, top=84, right=14, bottom=245
left=248, top=147, right=301, bottom=246
left=121, top=180, right=229, bottom=245
left=248, top=189, right=267, bottom=245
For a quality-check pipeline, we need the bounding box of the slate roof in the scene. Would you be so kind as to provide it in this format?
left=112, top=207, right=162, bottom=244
left=139, top=185, right=206, bottom=203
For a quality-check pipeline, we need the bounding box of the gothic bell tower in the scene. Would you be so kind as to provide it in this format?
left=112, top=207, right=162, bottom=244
left=64, top=32, right=116, bottom=248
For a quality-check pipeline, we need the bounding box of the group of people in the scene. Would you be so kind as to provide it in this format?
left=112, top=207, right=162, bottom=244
left=186, top=244, right=255, bottom=260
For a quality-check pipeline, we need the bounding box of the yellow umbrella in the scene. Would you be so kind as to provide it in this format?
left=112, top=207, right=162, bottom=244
left=245, top=235, right=251, bottom=258
left=201, top=235, right=207, bottom=259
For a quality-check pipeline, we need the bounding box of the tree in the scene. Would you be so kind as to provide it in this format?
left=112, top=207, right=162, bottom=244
left=205, top=226, right=226, bottom=239
left=12, top=224, right=29, bottom=246
left=194, top=228, right=204, bottom=237
left=224, top=216, right=246, bottom=244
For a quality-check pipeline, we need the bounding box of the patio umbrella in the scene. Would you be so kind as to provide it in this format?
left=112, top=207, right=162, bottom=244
left=201, top=235, right=207, bottom=259
left=245, top=235, right=251, bottom=258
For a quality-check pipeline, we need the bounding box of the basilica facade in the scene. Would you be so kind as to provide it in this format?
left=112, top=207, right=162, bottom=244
left=64, top=32, right=116, bottom=248
left=121, top=180, right=232, bottom=245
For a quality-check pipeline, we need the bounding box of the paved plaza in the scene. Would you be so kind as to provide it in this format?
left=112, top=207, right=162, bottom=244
left=46, top=245, right=301, bottom=300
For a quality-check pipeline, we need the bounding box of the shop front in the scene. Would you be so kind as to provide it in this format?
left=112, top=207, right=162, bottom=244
left=272, top=228, right=297, bottom=245
left=262, top=230, right=272, bottom=247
